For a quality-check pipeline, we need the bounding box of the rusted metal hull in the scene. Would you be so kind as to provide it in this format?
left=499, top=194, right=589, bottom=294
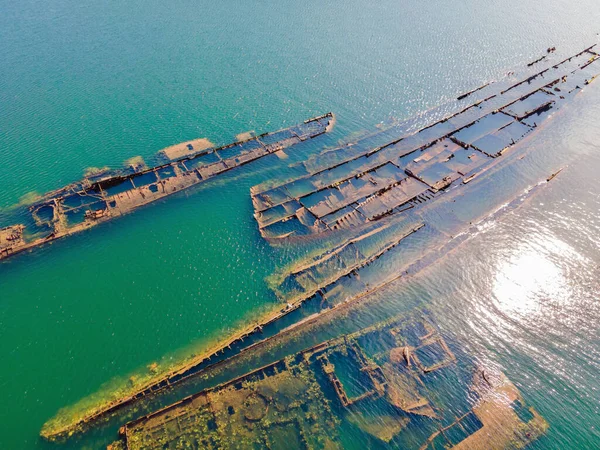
left=40, top=44, right=597, bottom=443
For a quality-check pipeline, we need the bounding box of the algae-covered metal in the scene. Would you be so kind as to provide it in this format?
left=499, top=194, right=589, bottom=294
left=0, top=113, right=334, bottom=261
left=109, top=357, right=341, bottom=450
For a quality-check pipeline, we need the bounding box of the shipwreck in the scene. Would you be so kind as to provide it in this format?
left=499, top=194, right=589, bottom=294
left=251, top=46, right=599, bottom=240
left=0, top=113, right=335, bottom=261
left=108, top=314, right=548, bottom=449
left=40, top=44, right=597, bottom=443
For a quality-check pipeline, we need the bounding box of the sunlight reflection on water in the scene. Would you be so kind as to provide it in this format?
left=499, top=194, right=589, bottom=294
left=492, top=233, right=580, bottom=317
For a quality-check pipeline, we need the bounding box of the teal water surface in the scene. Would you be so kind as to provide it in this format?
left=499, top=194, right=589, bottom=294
left=1, top=0, right=600, bottom=448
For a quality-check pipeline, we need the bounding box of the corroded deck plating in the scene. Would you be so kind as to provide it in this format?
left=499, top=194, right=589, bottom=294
left=251, top=46, right=599, bottom=240
left=0, top=113, right=334, bottom=261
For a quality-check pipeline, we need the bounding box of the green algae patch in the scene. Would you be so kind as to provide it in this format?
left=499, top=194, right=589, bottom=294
left=18, top=191, right=43, bottom=206
left=123, top=155, right=147, bottom=171
left=83, top=166, right=110, bottom=178
left=111, top=356, right=340, bottom=450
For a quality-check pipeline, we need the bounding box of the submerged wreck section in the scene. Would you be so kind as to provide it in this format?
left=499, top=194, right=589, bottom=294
left=269, top=218, right=425, bottom=306
left=0, top=113, right=334, bottom=261
left=0, top=225, right=25, bottom=260
left=252, top=46, right=599, bottom=239
left=109, top=315, right=547, bottom=449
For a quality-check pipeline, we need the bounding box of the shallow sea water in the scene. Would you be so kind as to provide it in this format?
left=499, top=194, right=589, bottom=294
left=1, top=0, right=600, bottom=448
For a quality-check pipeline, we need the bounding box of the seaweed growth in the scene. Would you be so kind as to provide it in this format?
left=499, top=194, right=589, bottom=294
left=110, top=357, right=340, bottom=450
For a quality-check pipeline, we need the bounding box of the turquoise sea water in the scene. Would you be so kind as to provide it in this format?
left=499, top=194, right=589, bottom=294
left=1, top=0, right=600, bottom=448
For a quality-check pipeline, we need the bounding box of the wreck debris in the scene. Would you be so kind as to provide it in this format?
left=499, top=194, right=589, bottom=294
left=0, top=225, right=26, bottom=259
left=546, top=166, right=565, bottom=182
left=0, top=113, right=334, bottom=262
left=456, top=82, right=491, bottom=101
left=312, top=316, right=454, bottom=420
left=109, top=314, right=547, bottom=449
left=318, top=340, right=388, bottom=407
left=420, top=368, right=548, bottom=450
left=526, top=45, right=556, bottom=67
left=252, top=45, right=599, bottom=240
